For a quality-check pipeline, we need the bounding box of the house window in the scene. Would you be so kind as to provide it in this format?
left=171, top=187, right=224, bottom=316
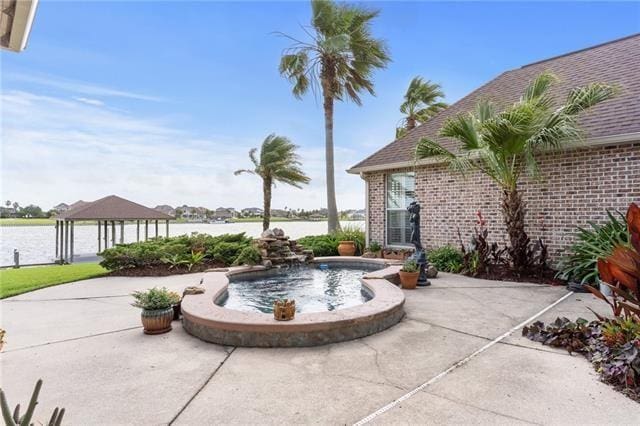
left=386, top=172, right=415, bottom=246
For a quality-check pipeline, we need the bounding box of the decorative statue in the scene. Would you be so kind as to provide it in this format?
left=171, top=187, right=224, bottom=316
left=407, top=201, right=430, bottom=286
left=408, top=201, right=423, bottom=250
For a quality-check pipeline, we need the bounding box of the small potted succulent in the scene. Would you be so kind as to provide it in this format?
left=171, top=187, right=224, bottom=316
left=399, top=259, right=420, bottom=289
left=366, top=241, right=382, bottom=258
left=131, top=287, right=180, bottom=334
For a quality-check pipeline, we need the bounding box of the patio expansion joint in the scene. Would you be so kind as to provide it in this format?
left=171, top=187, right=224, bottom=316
left=422, top=391, right=542, bottom=425
left=4, top=294, right=131, bottom=302
left=2, top=325, right=143, bottom=353
left=168, top=346, right=237, bottom=425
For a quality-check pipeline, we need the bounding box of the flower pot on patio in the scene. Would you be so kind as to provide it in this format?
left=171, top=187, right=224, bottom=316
left=338, top=241, right=356, bottom=256
left=399, top=271, right=419, bottom=289
left=399, top=259, right=420, bottom=289
left=131, top=287, right=180, bottom=335
left=141, top=307, right=174, bottom=334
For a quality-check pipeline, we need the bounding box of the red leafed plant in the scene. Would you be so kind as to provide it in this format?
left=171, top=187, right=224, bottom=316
left=587, top=203, right=640, bottom=319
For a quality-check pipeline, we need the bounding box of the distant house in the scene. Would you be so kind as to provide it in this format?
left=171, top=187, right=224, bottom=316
left=214, top=207, right=236, bottom=220
left=241, top=207, right=263, bottom=217
left=347, top=35, right=640, bottom=259
left=349, top=209, right=366, bottom=220
left=178, top=205, right=205, bottom=221
left=154, top=205, right=176, bottom=217
left=270, top=209, right=289, bottom=218
left=53, top=203, right=70, bottom=213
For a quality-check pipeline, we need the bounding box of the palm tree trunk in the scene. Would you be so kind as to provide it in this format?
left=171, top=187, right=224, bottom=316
left=323, top=90, right=340, bottom=233
left=263, top=176, right=272, bottom=231
left=406, top=116, right=416, bottom=131
left=501, top=188, right=530, bottom=274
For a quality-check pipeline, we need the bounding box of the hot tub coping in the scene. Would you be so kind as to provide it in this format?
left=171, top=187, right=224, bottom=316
left=181, top=257, right=405, bottom=347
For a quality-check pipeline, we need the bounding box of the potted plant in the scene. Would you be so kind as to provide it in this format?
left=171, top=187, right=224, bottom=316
left=383, top=248, right=412, bottom=261
left=366, top=241, right=382, bottom=258
left=337, top=241, right=356, bottom=256
left=399, top=259, right=420, bottom=289
left=131, top=287, right=180, bottom=334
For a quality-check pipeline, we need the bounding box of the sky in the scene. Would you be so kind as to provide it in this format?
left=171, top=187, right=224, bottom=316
left=1, top=1, right=638, bottom=211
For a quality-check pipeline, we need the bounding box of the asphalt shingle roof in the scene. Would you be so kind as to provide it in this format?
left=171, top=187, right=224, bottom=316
left=349, top=34, right=640, bottom=172
left=58, top=195, right=174, bottom=220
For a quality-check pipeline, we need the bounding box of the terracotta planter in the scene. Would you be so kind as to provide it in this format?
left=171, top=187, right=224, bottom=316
left=383, top=249, right=412, bottom=261
left=141, top=307, right=173, bottom=334
left=399, top=271, right=419, bottom=289
left=338, top=241, right=357, bottom=256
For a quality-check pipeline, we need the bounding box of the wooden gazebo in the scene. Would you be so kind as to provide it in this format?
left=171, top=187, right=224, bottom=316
left=55, top=195, right=174, bottom=263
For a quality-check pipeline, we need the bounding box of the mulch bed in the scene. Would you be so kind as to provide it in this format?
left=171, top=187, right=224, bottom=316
left=463, top=265, right=565, bottom=286
left=108, top=260, right=226, bottom=277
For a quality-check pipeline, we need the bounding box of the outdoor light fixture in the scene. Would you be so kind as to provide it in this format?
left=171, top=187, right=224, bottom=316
left=1, top=0, right=38, bottom=52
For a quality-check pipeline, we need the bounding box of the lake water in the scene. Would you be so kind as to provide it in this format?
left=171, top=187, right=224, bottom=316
left=0, top=221, right=364, bottom=266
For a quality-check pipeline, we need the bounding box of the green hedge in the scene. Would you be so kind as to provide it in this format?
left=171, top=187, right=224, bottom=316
left=100, top=233, right=253, bottom=271
left=297, top=226, right=365, bottom=257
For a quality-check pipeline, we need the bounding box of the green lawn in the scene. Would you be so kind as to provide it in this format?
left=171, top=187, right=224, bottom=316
left=0, top=218, right=56, bottom=226
left=0, top=263, right=108, bottom=298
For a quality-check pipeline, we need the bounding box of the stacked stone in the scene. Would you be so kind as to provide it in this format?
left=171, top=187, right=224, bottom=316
left=258, top=228, right=314, bottom=267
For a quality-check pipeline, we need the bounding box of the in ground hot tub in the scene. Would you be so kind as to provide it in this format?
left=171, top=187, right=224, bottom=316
left=182, top=257, right=405, bottom=347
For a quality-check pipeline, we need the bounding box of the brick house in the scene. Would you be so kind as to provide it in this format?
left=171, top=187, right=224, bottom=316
left=348, top=34, right=640, bottom=262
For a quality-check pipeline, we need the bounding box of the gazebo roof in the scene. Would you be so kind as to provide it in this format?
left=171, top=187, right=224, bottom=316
left=58, top=195, right=174, bottom=221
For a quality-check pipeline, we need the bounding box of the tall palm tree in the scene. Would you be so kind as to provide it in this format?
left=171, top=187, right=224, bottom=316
left=278, top=0, right=390, bottom=232
left=415, top=72, right=616, bottom=273
left=396, top=77, right=447, bottom=138
left=235, top=134, right=310, bottom=231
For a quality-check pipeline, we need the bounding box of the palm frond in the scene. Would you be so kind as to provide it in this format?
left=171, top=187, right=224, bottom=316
left=564, top=82, right=617, bottom=115
left=522, top=71, right=557, bottom=102
left=440, top=114, right=481, bottom=150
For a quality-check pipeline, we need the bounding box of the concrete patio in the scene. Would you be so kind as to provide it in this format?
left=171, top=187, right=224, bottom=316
left=1, top=271, right=637, bottom=424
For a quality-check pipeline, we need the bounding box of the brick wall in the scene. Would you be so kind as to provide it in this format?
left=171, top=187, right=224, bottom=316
left=363, top=142, right=640, bottom=263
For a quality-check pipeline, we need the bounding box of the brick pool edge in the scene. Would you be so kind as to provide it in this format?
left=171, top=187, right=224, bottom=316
left=181, top=257, right=406, bottom=347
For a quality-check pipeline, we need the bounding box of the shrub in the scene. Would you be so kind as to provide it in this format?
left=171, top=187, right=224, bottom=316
left=428, top=246, right=463, bottom=273
left=368, top=241, right=382, bottom=252
left=100, top=233, right=252, bottom=271
left=131, top=287, right=180, bottom=310
left=233, top=245, right=262, bottom=266
left=297, top=234, right=339, bottom=256
left=558, top=210, right=629, bottom=284
left=523, top=316, right=640, bottom=401
left=210, top=242, right=247, bottom=266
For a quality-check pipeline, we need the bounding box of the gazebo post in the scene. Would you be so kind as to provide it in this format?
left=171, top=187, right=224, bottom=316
left=98, top=221, right=102, bottom=253
left=120, top=221, right=124, bottom=244
left=145, top=220, right=148, bottom=240
left=64, top=220, right=69, bottom=263
left=136, top=220, right=140, bottom=242
left=104, top=221, right=108, bottom=249
left=70, top=221, right=75, bottom=263
left=111, top=221, right=116, bottom=246
left=59, top=220, right=64, bottom=263
left=165, top=220, right=169, bottom=238
left=155, top=220, right=159, bottom=238
left=55, top=220, right=59, bottom=259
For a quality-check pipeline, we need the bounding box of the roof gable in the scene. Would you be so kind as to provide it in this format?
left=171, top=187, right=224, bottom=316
left=59, top=195, right=174, bottom=220
left=349, top=33, right=640, bottom=172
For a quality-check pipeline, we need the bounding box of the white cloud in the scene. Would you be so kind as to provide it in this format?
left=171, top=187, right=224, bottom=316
left=0, top=90, right=364, bottom=211
left=73, top=97, right=105, bottom=107
left=4, top=73, right=164, bottom=102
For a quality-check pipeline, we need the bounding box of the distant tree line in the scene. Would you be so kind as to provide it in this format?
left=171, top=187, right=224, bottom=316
left=1, top=200, right=51, bottom=218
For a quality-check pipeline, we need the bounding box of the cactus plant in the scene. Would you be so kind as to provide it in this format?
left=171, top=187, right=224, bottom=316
left=0, top=379, right=65, bottom=426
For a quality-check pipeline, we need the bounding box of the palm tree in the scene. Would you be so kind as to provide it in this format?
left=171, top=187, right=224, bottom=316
left=278, top=0, right=390, bottom=232
left=415, top=72, right=616, bottom=273
left=235, top=134, right=310, bottom=231
left=396, top=77, right=448, bottom=138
